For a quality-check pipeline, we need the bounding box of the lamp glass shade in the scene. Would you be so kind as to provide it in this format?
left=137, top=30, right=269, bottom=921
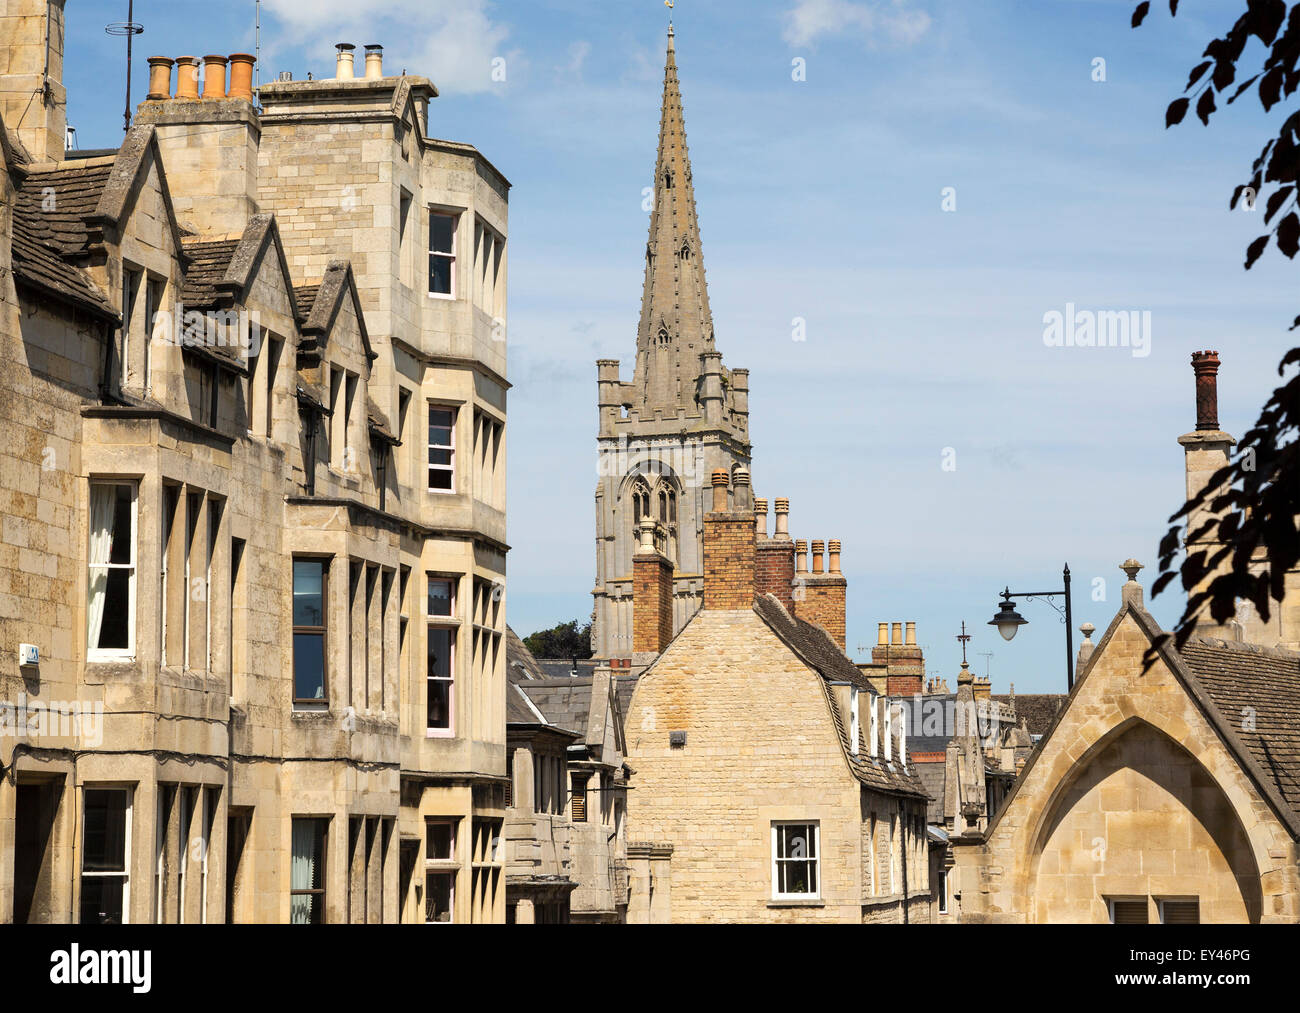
left=988, top=599, right=1028, bottom=642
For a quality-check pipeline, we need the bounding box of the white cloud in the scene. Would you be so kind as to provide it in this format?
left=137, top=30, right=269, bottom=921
left=783, top=0, right=932, bottom=48
left=261, top=0, right=514, bottom=95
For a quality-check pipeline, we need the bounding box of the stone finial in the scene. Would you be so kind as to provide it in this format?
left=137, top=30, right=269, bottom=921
left=957, top=661, right=973, bottom=685
left=1080, top=622, right=1096, bottom=641
left=1121, top=560, right=1145, bottom=606
left=1076, top=621, right=1097, bottom=677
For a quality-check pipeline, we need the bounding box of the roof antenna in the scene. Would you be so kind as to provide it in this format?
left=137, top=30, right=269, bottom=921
left=106, top=0, right=145, bottom=133
left=255, top=0, right=262, bottom=93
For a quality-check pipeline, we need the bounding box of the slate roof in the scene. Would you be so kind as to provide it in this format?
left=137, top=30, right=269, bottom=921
left=516, top=676, right=640, bottom=737
left=752, top=594, right=928, bottom=799
left=13, top=162, right=113, bottom=255
left=506, top=626, right=546, bottom=682
left=991, top=694, right=1066, bottom=738
left=180, top=239, right=241, bottom=309
left=9, top=164, right=118, bottom=320
left=914, top=758, right=947, bottom=824
left=1179, top=637, right=1300, bottom=822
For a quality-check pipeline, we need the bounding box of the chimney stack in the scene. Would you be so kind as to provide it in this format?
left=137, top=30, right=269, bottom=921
left=874, top=621, right=925, bottom=697
left=364, top=44, right=384, bottom=79
left=792, top=537, right=848, bottom=650
left=755, top=496, right=795, bottom=609
left=633, top=519, right=674, bottom=659
left=1177, top=352, right=1235, bottom=635
left=335, top=43, right=356, bottom=80
left=0, top=0, right=68, bottom=162
left=702, top=470, right=755, bottom=610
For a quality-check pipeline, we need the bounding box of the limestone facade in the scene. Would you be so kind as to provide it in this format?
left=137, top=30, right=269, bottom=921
left=0, top=6, right=509, bottom=924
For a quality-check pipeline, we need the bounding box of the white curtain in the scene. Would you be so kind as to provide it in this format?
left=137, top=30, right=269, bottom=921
left=87, top=485, right=117, bottom=650
left=290, top=821, right=317, bottom=924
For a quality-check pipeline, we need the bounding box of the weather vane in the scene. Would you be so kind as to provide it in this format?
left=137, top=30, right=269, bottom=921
left=956, top=621, right=971, bottom=665
left=105, top=0, right=144, bottom=133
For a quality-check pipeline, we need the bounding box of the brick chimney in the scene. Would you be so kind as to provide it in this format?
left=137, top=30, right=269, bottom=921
left=632, top=518, right=674, bottom=659
left=1176, top=351, right=1235, bottom=635
left=873, top=620, right=924, bottom=696
left=703, top=470, right=755, bottom=610
left=755, top=496, right=795, bottom=610
left=0, top=0, right=68, bottom=162
left=792, top=536, right=847, bottom=650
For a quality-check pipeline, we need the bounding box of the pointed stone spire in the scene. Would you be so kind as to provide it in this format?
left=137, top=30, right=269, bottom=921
left=633, top=26, right=716, bottom=414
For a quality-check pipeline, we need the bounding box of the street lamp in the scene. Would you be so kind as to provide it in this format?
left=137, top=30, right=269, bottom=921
left=987, top=564, right=1075, bottom=691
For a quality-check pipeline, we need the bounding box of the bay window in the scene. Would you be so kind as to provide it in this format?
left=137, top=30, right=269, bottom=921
left=88, top=482, right=137, bottom=659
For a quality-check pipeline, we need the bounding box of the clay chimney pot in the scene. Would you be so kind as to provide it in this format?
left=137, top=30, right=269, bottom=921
left=364, top=44, right=384, bottom=79
left=175, top=57, right=201, bottom=100
left=710, top=469, right=728, bottom=512
left=336, top=43, right=356, bottom=80
left=147, top=57, right=174, bottom=100
left=811, top=540, right=825, bottom=574
left=891, top=622, right=903, bottom=646
left=228, top=54, right=256, bottom=101
left=828, top=539, right=841, bottom=574
left=202, top=55, right=229, bottom=99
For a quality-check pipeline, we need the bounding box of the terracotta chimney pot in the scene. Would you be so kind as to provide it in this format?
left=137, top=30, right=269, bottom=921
left=754, top=499, right=768, bottom=539
left=795, top=540, right=808, bottom=575
left=175, top=57, right=201, bottom=99
left=905, top=621, right=916, bottom=646
left=202, top=55, right=228, bottom=99
left=828, top=540, right=841, bottom=574
left=811, top=540, right=825, bottom=574
left=147, top=57, right=174, bottom=100
left=892, top=622, right=903, bottom=646
left=1191, top=350, right=1221, bottom=431
left=228, top=53, right=256, bottom=101
left=877, top=622, right=888, bottom=646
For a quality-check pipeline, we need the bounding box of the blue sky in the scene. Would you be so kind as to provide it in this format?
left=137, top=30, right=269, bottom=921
left=64, top=1, right=1296, bottom=693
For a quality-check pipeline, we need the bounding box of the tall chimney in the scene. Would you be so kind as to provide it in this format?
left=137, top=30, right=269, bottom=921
left=793, top=537, right=848, bottom=650
left=876, top=620, right=924, bottom=697
left=364, top=44, right=384, bottom=79
left=702, top=470, right=755, bottom=610
left=1177, top=351, right=1235, bottom=635
left=336, top=43, right=356, bottom=80
left=0, top=0, right=68, bottom=162
left=633, top=519, right=674, bottom=659
left=755, top=496, right=795, bottom=609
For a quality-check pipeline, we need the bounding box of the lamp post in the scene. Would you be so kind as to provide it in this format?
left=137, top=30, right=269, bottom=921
left=987, top=564, right=1074, bottom=691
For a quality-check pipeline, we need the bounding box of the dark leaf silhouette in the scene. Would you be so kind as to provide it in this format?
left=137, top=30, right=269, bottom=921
left=1197, top=86, right=1217, bottom=124
left=1167, top=97, right=1190, bottom=127
left=1133, top=1, right=1151, bottom=28
left=1279, top=211, right=1300, bottom=256
left=1186, top=60, right=1213, bottom=91
left=1265, top=184, right=1294, bottom=222
left=1245, top=233, right=1270, bottom=268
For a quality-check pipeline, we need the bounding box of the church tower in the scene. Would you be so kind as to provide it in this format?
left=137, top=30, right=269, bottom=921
left=592, top=27, right=752, bottom=660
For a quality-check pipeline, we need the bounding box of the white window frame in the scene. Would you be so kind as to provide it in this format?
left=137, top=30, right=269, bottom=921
left=849, top=688, right=860, bottom=756
left=938, top=868, right=949, bottom=915
left=80, top=786, right=133, bottom=925
left=426, top=574, right=458, bottom=738
left=427, top=404, right=457, bottom=494
left=770, top=821, right=821, bottom=901
left=428, top=209, right=458, bottom=300
left=884, top=700, right=893, bottom=763
left=868, top=695, right=879, bottom=758
left=87, top=481, right=139, bottom=662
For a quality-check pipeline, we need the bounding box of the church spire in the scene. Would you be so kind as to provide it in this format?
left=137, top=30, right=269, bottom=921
left=633, top=26, right=716, bottom=414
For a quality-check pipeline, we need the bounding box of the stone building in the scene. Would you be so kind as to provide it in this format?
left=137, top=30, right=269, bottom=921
left=950, top=356, right=1300, bottom=923
left=504, top=628, right=631, bottom=923
left=591, top=26, right=751, bottom=660
left=622, top=471, right=931, bottom=923
left=0, top=2, right=510, bottom=924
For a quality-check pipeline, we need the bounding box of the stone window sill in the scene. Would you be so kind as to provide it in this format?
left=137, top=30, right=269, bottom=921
left=767, top=898, right=825, bottom=909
